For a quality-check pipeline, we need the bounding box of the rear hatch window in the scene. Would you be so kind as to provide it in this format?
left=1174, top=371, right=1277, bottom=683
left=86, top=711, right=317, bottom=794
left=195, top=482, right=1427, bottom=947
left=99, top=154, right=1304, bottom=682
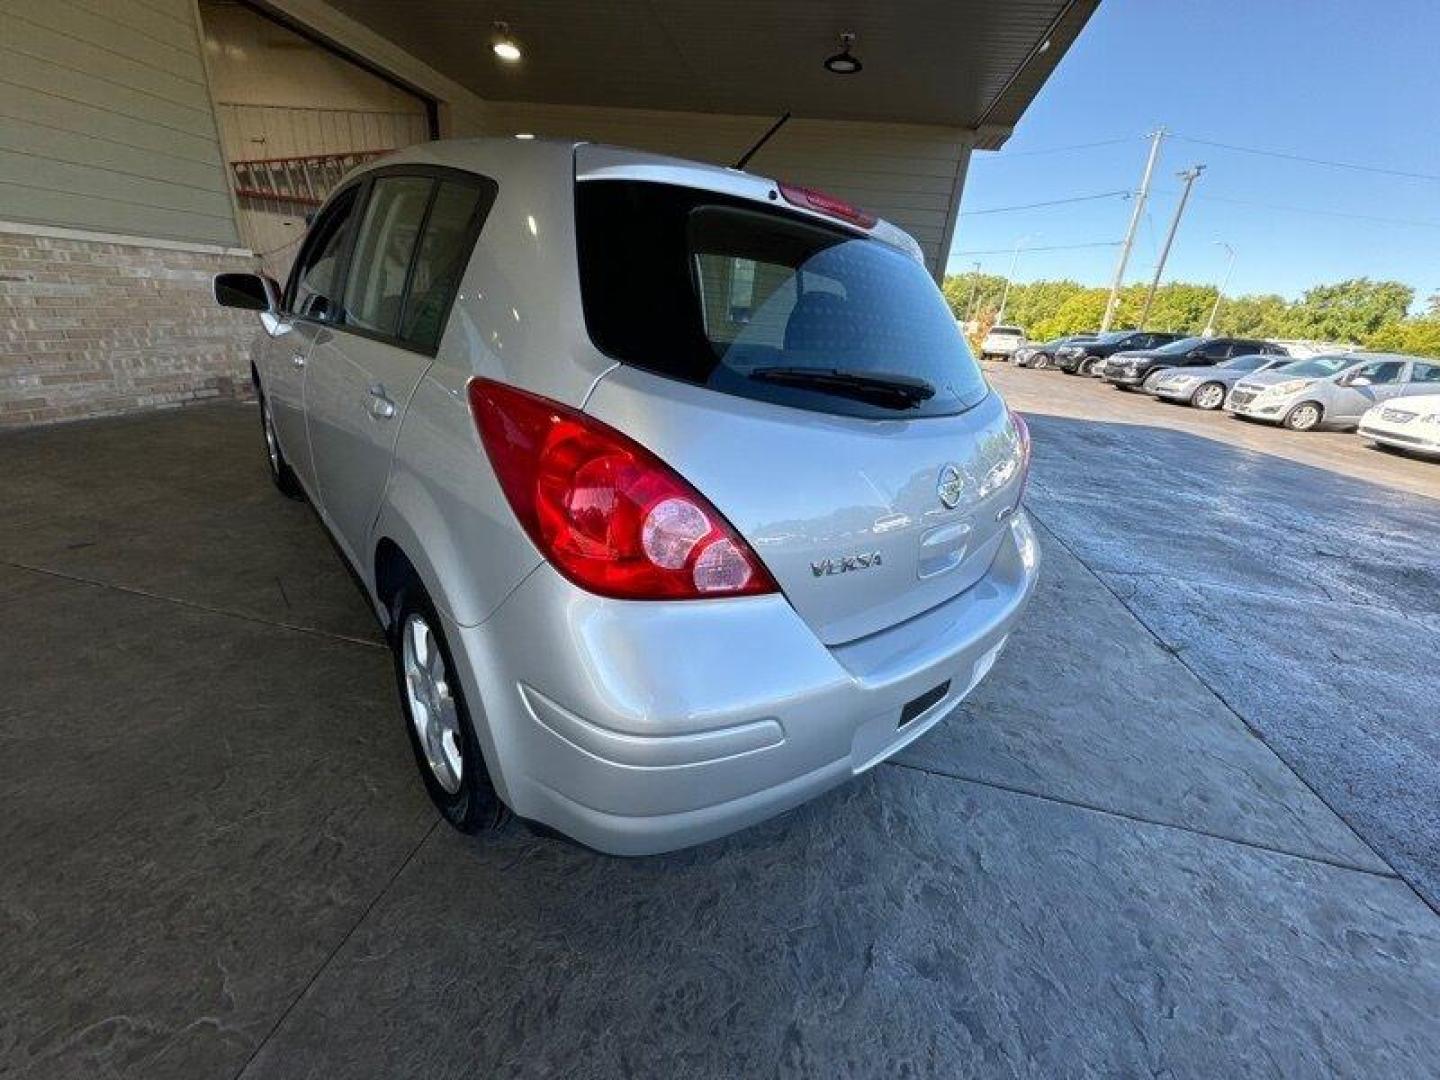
left=576, top=180, right=988, bottom=420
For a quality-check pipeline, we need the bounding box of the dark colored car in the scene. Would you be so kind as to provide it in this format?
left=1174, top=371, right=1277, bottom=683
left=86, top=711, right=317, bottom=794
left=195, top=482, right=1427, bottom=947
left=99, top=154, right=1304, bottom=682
left=1013, top=333, right=1098, bottom=369
left=1102, top=336, right=1287, bottom=389
left=1054, top=330, right=1186, bottom=375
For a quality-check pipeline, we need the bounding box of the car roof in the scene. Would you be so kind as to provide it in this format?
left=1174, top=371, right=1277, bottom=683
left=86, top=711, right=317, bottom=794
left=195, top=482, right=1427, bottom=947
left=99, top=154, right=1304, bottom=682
left=336, top=136, right=926, bottom=265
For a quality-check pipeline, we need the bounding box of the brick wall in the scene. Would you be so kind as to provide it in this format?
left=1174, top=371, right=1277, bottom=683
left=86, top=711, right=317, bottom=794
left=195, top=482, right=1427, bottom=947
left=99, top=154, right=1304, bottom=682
left=0, top=230, right=261, bottom=427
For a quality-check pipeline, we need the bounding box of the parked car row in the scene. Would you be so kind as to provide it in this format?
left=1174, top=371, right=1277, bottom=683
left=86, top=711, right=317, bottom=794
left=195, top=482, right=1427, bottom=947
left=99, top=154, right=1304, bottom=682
left=1002, top=326, right=1440, bottom=460
left=1012, top=333, right=1097, bottom=369
left=1224, top=353, right=1440, bottom=447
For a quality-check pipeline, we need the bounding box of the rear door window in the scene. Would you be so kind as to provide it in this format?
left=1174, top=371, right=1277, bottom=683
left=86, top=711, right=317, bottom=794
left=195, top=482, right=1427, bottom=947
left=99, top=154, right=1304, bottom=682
left=576, top=180, right=987, bottom=420
left=343, top=176, right=434, bottom=338
left=400, top=180, right=493, bottom=351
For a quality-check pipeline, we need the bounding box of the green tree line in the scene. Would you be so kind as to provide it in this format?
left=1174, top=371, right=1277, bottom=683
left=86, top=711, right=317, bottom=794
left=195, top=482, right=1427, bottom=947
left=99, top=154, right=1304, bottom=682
left=942, top=274, right=1440, bottom=358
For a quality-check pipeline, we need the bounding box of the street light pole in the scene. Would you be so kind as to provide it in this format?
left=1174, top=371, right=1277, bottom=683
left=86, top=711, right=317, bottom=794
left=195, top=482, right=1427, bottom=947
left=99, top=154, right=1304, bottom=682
left=1204, top=242, right=1236, bottom=336
left=1101, top=127, right=1165, bottom=332
left=996, top=235, right=1034, bottom=324
left=1139, top=164, right=1205, bottom=329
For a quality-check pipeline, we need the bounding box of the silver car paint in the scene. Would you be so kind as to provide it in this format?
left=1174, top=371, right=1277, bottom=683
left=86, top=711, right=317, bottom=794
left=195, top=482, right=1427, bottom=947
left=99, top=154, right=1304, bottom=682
left=1226, top=353, right=1439, bottom=428
left=1151, top=355, right=1294, bottom=402
left=249, top=137, right=1039, bottom=853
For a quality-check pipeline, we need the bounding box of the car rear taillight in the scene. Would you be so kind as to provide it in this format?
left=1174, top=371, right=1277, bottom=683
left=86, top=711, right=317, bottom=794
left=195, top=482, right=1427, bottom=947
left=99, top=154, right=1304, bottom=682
left=1009, top=407, right=1032, bottom=505
left=467, top=379, right=778, bottom=600
left=777, top=182, right=877, bottom=229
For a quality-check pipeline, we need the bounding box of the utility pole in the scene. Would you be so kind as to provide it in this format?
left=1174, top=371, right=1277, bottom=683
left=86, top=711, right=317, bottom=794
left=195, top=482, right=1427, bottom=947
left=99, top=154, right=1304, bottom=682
left=1100, top=127, right=1165, bottom=332
left=996, top=235, right=1035, bottom=324
left=963, top=261, right=982, bottom=324
left=1139, top=164, right=1205, bottom=329
left=1204, top=241, right=1236, bottom=336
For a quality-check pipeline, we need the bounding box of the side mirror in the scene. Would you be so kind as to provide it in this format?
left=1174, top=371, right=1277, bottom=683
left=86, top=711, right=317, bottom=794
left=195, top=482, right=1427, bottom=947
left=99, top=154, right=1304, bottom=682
left=214, top=271, right=279, bottom=313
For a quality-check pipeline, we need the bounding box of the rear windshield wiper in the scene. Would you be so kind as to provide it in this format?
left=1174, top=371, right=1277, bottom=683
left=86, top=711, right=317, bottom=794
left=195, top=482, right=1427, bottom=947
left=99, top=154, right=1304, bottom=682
left=747, top=366, right=936, bottom=407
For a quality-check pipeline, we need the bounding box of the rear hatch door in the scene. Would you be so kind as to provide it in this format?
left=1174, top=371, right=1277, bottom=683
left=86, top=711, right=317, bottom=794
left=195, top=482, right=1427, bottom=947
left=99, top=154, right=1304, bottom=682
left=574, top=166, right=1025, bottom=646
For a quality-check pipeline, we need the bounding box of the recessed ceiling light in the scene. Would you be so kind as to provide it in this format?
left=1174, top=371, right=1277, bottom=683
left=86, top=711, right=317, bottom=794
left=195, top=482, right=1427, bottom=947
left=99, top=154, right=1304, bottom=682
left=823, top=32, right=862, bottom=75
left=492, top=21, right=521, bottom=62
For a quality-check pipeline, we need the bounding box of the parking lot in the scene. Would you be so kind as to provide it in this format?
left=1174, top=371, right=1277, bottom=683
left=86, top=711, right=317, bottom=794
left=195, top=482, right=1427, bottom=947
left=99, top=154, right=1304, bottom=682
left=3, top=370, right=1439, bottom=1078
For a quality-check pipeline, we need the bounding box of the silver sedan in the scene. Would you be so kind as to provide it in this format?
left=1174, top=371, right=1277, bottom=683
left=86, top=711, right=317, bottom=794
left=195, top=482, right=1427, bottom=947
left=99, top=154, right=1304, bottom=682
left=1150, top=354, right=1297, bottom=409
left=1227, top=353, right=1440, bottom=431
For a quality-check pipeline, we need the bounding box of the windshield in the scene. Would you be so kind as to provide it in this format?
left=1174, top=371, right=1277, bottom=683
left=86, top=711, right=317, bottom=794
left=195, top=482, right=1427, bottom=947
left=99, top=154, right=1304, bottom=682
left=989, top=326, right=1023, bottom=337
left=1153, top=336, right=1206, bottom=355
left=1219, top=354, right=1273, bottom=372
left=1276, top=354, right=1354, bottom=378
left=1093, top=330, right=1134, bottom=344
left=576, top=180, right=989, bottom=419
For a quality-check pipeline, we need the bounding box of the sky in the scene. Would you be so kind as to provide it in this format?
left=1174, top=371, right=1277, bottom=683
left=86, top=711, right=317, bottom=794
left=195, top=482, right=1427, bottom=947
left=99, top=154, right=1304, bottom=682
left=948, top=0, right=1440, bottom=309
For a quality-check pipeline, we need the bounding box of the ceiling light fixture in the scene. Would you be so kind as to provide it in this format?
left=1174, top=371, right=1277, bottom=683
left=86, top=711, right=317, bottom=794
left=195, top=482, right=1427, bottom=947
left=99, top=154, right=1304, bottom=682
left=823, top=32, right=862, bottom=75
left=491, top=22, right=522, bottom=62
left=514, top=132, right=535, bottom=139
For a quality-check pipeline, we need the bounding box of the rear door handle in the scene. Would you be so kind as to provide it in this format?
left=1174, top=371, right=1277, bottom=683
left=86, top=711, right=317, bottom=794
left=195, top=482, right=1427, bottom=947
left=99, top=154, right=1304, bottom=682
left=368, top=383, right=397, bottom=420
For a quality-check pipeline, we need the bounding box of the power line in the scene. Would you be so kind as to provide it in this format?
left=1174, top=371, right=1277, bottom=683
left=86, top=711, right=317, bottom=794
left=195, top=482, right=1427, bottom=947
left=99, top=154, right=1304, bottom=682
left=975, top=136, right=1142, bottom=159
left=949, top=239, right=1122, bottom=259
left=1197, top=192, right=1440, bottom=229
left=1152, top=188, right=1440, bottom=229
left=960, top=190, right=1131, bottom=216
left=1171, top=134, right=1440, bottom=182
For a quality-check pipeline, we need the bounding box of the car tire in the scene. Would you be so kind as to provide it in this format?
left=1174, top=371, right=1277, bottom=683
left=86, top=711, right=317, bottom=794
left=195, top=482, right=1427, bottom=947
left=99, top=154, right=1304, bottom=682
left=1191, top=382, right=1227, bottom=410
left=391, top=582, right=507, bottom=835
left=1283, top=401, right=1323, bottom=432
left=1034, top=353, right=1051, bottom=370
left=1078, top=358, right=1096, bottom=376
left=258, top=388, right=304, bottom=500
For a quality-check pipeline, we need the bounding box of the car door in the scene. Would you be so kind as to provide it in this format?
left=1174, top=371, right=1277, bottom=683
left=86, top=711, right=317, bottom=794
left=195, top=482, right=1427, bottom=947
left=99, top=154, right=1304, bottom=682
left=266, top=186, right=360, bottom=495
left=1330, top=360, right=1408, bottom=420
left=304, top=170, right=494, bottom=564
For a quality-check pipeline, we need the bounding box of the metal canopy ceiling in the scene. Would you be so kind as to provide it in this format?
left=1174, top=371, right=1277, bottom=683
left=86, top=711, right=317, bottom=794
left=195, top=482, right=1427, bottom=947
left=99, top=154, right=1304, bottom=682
left=318, top=0, right=1098, bottom=139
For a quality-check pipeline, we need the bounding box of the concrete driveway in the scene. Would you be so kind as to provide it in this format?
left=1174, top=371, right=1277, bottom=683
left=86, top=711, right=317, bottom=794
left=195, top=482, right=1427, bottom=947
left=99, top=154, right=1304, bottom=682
left=2, top=378, right=1438, bottom=1078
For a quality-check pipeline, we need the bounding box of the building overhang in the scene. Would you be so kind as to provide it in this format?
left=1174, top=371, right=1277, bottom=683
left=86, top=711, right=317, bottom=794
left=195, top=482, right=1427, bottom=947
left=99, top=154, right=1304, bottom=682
left=300, top=0, right=1098, bottom=145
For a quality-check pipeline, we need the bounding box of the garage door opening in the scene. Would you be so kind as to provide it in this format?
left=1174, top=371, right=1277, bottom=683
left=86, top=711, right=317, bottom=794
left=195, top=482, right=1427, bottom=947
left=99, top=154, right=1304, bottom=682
left=197, top=0, right=437, bottom=279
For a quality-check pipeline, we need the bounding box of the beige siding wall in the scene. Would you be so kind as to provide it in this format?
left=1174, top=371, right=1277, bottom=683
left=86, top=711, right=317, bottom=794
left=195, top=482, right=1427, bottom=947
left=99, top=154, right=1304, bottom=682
left=0, top=0, right=240, bottom=246
left=476, top=102, right=970, bottom=273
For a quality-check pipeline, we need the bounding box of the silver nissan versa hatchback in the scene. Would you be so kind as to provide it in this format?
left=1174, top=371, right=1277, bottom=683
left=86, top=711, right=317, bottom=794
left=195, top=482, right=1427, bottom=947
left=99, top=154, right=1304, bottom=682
left=213, top=138, right=1040, bottom=855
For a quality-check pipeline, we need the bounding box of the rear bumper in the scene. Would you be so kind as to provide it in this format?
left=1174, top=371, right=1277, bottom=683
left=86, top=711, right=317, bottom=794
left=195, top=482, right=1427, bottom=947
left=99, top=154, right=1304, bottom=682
left=444, top=511, right=1041, bottom=855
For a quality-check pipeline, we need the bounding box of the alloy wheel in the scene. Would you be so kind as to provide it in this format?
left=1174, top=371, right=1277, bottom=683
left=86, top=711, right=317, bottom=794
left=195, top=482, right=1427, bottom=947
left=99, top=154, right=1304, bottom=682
left=1287, top=403, right=1321, bottom=431
left=1194, top=383, right=1225, bottom=410
left=402, top=613, right=464, bottom=794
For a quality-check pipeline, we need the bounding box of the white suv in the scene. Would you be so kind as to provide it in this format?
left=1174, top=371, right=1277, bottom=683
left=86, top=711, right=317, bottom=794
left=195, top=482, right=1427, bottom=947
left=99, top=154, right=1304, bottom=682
left=981, top=324, right=1027, bottom=361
